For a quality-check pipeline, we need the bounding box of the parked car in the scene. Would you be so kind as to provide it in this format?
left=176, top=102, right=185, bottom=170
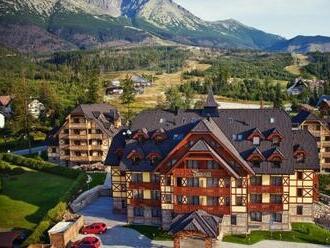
left=81, top=222, right=107, bottom=234
left=71, top=236, right=101, bottom=248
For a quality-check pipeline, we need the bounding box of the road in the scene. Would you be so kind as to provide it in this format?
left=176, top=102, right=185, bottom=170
left=12, top=145, right=48, bottom=155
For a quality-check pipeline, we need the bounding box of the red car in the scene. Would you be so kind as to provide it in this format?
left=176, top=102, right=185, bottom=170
left=71, top=236, right=101, bottom=248
left=81, top=223, right=107, bottom=234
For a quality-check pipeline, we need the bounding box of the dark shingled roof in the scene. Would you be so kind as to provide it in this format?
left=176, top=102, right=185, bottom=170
left=106, top=97, right=319, bottom=174
left=293, top=130, right=319, bottom=170
left=169, top=210, right=221, bottom=238
left=204, top=90, right=219, bottom=108
left=71, top=104, right=120, bottom=136
left=292, top=110, right=321, bottom=126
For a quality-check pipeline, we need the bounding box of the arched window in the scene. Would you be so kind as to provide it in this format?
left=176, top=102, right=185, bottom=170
left=132, top=128, right=149, bottom=142
left=127, top=150, right=143, bottom=163
left=147, top=152, right=161, bottom=164
left=151, top=128, right=167, bottom=143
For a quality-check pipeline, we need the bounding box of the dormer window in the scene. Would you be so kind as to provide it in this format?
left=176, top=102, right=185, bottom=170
left=266, top=128, right=283, bottom=146
left=132, top=128, right=149, bottom=142
left=152, top=129, right=167, bottom=143
left=247, top=129, right=264, bottom=145
left=253, top=137, right=260, bottom=146
left=294, top=146, right=306, bottom=163
left=267, top=148, right=284, bottom=168
left=247, top=148, right=265, bottom=168
left=127, top=150, right=143, bottom=163
left=147, top=152, right=161, bottom=164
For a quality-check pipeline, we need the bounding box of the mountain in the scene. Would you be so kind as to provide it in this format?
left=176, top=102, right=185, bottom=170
left=0, top=0, right=324, bottom=53
left=268, top=35, right=330, bottom=53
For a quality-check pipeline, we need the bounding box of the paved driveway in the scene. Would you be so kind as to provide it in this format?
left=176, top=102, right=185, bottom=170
left=77, top=197, right=329, bottom=248
left=77, top=197, right=172, bottom=248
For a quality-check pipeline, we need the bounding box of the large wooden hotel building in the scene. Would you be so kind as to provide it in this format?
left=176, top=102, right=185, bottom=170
left=106, top=92, right=319, bottom=238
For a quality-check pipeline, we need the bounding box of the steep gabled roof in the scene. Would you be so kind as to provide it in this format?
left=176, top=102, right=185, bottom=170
left=169, top=210, right=222, bottom=238
left=203, top=90, right=218, bottom=109
left=70, top=104, right=120, bottom=136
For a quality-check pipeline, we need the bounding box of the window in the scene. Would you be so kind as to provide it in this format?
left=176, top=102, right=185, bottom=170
left=177, top=195, right=184, bottom=204
left=250, top=194, right=262, bottom=203
left=231, top=215, right=237, bottom=225
left=271, top=213, right=282, bottom=223
left=297, top=206, right=303, bottom=215
left=207, top=197, right=219, bottom=206
left=296, top=153, right=305, bottom=163
left=187, top=196, right=200, bottom=205
left=250, top=176, right=262, bottom=186
left=297, top=188, right=303, bottom=197
left=238, top=134, right=243, bottom=141
left=224, top=178, right=231, bottom=188
left=272, top=161, right=281, bottom=169
left=151, top=190, right=160, bottom=200
left=207, top=178, right=218, bottom=187
left=272, top=136, right=281, bottom=146
left=131, top=173, right=143, bottom=183
left=73, top=118, right=80, bottom=123
left=151, top=174, right=160, bottom=184
left=134, top=207, right=144, bottom=217
left=187, top=178, right=199, bottom=187
left=51, top=148, right=56, bottom=153
left=164, top=194, right=172, bottom=204
left=187, top=160, right=198, bottom=169
left=207, top=160, right=219, bottom=169
left=271, top=176, right=282, bottom=186
left=165, top=176, right=171, bottom=186
left=232, top=134, right=237, bottom=141
left=133, top=190, right=143, bottom=199
left=225, top=196, right=231, bottom=206
left=250, top=212, right=262, bottom=222
left=151, top=208, right=161, bottom=217
left=297, top=172, right=303, bottom=180
left=270, top=194, right=282, bottom=204
left=236, top=196, right=243, bottom=206
left=252, top=160, right=261, bottom=168
left=236, top=178, right=243, bottom=188
left=253, top=136, right=260, bottom=146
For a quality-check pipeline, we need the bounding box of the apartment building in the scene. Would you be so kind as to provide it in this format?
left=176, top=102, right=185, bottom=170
left=106, top=92, right=319, bottom=243
left=48, top=104, right=121, bottom=167
left=292, top=102, right=330, bottom=173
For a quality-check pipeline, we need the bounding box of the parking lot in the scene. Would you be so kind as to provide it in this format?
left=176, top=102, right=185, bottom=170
left=76, top=197, right=172, bottom=248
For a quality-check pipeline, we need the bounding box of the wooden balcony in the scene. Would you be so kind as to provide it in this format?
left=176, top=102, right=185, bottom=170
left=70, top=145, right=89, bottom=150
left=173, top=204, right=230, bottom=215
left=69, top=123, right=90, bottom=129
left=322, top=141, right=330, bottom=147
left=173, top=187, right=230, bottom=196
left=322, top=152, right=330, bottom=157
left=128, top=182, right=160, bottom=190
left=248, top=203, right=283, bottom=212
left=248, top=185, right=283, bottom=194
left=88, top=134, right=103, bottom=139
left=173, top=168, right=228, bottom=178
left=130, top=199, right=161, bottom=207
left=69, top=135, right=88, bottom=140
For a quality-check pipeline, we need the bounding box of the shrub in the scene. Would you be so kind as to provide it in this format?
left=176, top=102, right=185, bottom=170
left=10, top=167, right=25, bottom=175
left=0, top=160, right=12, bottom=174
left=1, top=153, right=80, bottom=179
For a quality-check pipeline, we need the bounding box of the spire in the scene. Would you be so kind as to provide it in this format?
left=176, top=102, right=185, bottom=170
left=203, top=88, right=219, bottom=109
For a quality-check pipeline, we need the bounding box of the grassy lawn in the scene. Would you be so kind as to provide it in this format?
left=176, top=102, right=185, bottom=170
left=124, top=225, right=173, bottom=241
left=0, top=165, right=74, bottom=232
left=223, top=223, right=330, bottom=245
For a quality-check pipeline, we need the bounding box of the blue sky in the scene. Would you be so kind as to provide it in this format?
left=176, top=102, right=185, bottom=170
left=174, top=0, right=330, bottom=38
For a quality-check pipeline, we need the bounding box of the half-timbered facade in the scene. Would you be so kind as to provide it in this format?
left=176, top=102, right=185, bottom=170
left=107, top=92, right=319, bottom=236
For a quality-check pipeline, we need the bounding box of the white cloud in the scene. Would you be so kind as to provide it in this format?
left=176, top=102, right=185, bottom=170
left=174, top=0, right=330, bottom=38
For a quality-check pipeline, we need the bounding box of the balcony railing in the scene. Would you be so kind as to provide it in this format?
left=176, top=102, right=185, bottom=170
left=248, top=203, right=283, bottom=212
left=172, top=168, right=228, bottom=178
left=69, top=123, right=90, bottom=129
left=130, top=199, right=161, bottom=207
left=248, top=185, right=283, bottom=193
left=128, top=182, right=160, bottom=190
left=173, top=186, right=230, bottom=196
left=173, top=204, right=230, bottom=215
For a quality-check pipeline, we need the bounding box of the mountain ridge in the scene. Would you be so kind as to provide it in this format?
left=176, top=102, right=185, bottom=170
left=0, top=0, right=329, bottom=53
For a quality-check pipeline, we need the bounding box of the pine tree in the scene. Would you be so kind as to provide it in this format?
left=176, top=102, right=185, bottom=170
left=164, top=86, right=183, bottom=111
left=120, top=76, right=136, bottom=121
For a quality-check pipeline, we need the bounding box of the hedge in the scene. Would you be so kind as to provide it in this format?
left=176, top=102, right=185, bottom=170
left=0, top=153, right=80, bottom=179
left=0, top=153, right=88, bottom=246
